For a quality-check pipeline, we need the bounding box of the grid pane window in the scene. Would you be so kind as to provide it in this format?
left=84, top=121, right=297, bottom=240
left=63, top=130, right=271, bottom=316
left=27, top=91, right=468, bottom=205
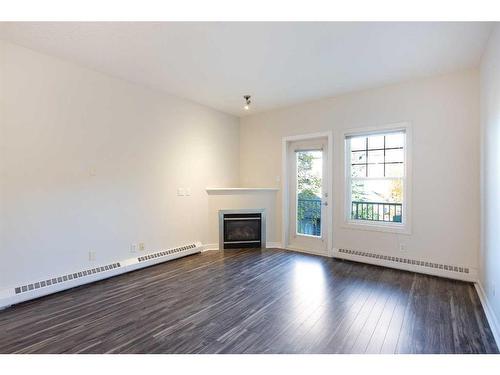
left=385, top=163, right=404, bottom=178
left=367, top=163, right=384, bottom=178
left=351, top=151, right=366, bottom=164
left=347, top=130, right=406, bottom=224
left=350, top=137, right=366, bottom=150
left=351, top=164, right=366, bottom=177
left=368, top=149, right=384, bottom=164
left=368, top=135, right=384, bottom=149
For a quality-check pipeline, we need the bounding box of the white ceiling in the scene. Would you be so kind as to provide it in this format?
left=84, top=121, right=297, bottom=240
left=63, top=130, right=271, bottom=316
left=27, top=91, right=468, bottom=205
left=0, top=22, right=494, bottom=116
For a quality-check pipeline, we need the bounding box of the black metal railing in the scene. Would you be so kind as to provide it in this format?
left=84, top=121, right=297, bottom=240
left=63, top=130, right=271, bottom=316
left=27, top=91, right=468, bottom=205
left=297, top=198, right=321, bottom=236
left=351, top=201, right=402, bottom=223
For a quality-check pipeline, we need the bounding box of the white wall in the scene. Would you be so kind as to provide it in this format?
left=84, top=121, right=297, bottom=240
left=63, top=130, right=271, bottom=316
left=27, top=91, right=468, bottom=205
left=0, top=41, right=240, bottom=288
left=0, top=38, right=485, bottom=293
left=479, top=25, right=500, bottom=331
left=240, top=70, right=480, bottom=272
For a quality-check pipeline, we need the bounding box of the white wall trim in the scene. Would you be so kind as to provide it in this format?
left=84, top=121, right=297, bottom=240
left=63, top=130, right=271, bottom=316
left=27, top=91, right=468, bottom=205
left=475, top=282, right=500, bottom=348
left=266, top=242, right=283, bottom=249
left=202, top=243, right=219, bottom=251
left=202, top=242, right=283, bottom=252
left=333, top=248, right=477, bottom=282
left=281, top=131, right=334, bottom=254
left=284, top=246, right=331, bottom=258
left=0, top=242, right=203, bottom=310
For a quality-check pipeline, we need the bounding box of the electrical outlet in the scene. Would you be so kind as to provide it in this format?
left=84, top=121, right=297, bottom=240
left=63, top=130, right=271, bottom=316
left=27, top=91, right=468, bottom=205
left=130, top=244, right=137, bottom=253
left=138, top=242, right=145, bottom=251
left=88, top=251, right=96, bottom=261
left=399, top=243, right=406, bottom=252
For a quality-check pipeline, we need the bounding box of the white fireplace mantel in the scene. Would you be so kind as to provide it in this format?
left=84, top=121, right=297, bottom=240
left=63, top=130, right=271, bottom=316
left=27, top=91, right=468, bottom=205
left=207, top=187, right=279, bottom=249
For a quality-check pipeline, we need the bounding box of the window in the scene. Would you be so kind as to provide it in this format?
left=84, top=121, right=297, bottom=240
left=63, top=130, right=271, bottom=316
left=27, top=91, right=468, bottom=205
left=345, top=127, right=409, bottom=232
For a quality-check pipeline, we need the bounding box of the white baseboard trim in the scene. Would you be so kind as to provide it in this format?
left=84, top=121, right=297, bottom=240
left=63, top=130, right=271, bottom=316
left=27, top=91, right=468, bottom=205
left=475, top=282, right=500, bottom=348
left=284, top=245, right=331, bottom=258
left=202, top=242, right=282, bottom=251
left=202, top=243, right=219, bottom=251
left=266, top=242, right=282, bottom=249
left=0, top=242, right=203, bottom=311
left=333, top=248, right=477, bottom=282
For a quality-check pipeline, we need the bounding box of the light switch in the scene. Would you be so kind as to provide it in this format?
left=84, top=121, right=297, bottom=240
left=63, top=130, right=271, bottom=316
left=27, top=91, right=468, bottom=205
left=177, top=188, right=185, bottom=196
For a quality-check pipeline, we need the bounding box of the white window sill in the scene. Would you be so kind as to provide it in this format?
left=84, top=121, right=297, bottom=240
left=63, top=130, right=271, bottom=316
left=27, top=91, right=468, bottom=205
left=342, top=220, right=411, bottom=235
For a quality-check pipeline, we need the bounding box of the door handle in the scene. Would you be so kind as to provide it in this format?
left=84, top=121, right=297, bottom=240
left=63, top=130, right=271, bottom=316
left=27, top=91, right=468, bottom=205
left=322, top=201, right=328, bottom=206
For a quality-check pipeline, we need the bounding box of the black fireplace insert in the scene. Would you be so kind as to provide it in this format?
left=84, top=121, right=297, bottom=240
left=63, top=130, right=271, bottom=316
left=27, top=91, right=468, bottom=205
left=223, top=213, right=262, bottom=249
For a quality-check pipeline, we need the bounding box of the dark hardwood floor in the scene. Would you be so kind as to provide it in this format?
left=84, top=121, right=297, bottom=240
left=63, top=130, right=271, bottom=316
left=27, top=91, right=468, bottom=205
left=0, top=248, right=497, bottom=354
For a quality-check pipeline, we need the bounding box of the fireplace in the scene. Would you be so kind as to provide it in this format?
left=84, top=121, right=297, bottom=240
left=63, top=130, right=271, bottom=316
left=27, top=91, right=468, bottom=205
left=219, top=209, right=266, bottom=249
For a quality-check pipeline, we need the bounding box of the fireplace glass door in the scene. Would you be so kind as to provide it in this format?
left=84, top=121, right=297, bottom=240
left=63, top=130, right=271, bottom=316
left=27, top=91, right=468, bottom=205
left=223, top=213, right=262, bottom=249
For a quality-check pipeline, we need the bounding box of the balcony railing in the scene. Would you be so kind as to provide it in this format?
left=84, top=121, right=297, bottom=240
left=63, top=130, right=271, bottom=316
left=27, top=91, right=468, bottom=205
left=296, top=199, right=402, bottom=235
left=297, top=198, right=321, bottom=236
left=351, top=201, right=402, bottom=223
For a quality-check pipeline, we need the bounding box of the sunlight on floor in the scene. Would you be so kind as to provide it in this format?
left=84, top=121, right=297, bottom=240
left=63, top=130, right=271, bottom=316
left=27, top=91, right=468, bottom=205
left=291, top=260, right=327, bottom=332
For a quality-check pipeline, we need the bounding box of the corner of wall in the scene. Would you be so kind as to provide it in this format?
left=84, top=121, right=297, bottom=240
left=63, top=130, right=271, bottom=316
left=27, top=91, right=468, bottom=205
left=478, top=23, right=500, bottom=348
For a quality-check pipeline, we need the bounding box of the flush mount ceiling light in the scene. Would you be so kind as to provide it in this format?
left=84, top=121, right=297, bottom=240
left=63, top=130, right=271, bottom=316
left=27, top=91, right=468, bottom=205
left=243, top=95, right=251, bottom=110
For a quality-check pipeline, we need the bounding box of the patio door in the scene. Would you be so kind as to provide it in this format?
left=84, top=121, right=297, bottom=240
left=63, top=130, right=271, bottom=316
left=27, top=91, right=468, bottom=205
left=287, top=138, right=329, bottom=253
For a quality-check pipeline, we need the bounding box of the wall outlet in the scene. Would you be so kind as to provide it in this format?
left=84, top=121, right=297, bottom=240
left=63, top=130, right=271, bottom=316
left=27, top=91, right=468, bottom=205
left=88, top=251, right=96, bottom=261
left=130, top=244, right=137, bottom=253
left=138, top=242, right=145, bottom=251
left=399, top=243, right=406, bottom=252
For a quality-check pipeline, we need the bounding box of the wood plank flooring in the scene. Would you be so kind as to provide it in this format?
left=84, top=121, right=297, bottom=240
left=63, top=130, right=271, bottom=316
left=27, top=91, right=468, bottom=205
left=0, top=248, right=497, bottom=354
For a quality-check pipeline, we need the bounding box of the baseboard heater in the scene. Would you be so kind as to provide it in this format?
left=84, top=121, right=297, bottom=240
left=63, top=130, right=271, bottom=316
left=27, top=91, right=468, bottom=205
left=334, top=248, right=477, bottom=282
left=0, top=242, right=202, bottom=310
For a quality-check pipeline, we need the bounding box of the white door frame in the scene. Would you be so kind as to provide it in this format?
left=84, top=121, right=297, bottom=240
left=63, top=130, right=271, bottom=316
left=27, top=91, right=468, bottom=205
left=281, top=131, right=334, bottom=257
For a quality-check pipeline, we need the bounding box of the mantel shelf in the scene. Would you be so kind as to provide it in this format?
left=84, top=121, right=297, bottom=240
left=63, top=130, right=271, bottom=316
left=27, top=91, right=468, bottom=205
left=206, top=187, right=279, bottom=193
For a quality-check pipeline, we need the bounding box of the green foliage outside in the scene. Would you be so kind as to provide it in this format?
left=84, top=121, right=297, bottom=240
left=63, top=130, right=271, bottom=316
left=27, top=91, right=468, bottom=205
left=297, top=152, right=321, bottom=226
left=351, top=179, right=403, bottom=222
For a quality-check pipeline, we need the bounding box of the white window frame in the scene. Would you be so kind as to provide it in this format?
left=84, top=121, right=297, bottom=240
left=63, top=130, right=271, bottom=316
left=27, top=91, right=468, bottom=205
left=342, top=122, right=412, bottom=235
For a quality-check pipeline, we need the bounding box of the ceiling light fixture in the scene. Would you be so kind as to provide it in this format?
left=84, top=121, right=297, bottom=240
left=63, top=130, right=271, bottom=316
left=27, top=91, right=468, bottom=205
left=243, top=95, right=251, bottom=110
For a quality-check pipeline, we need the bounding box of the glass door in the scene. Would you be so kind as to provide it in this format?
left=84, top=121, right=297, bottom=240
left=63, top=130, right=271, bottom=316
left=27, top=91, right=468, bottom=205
left=288, top=138, right=328, bottom=252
